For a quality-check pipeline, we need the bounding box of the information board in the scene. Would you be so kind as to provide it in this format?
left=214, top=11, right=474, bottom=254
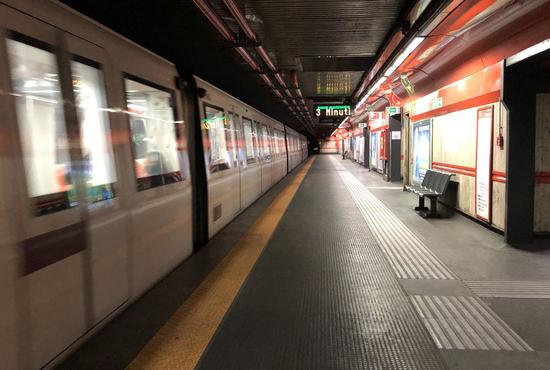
left=475, top=106, right=494, bottom=222
left=314, top=105, right=351, bottom=118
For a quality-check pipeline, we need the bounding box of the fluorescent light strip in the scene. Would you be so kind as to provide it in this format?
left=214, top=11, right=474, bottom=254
left=355, top=37, right=424, bottom=112
left=507, top=38, right=550, bottom=66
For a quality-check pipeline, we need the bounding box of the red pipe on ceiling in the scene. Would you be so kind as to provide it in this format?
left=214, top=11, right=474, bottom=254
left=275, top=73, right=288, bottom=89
left=235, top=46, right=261, bottom=72
left=196, top=0, right=311, bottom=127
left=222, top=0, right=280, bottom=74
left=222, top=0, right=257, bottom=41
left=256, top=46, right=277, bottom=72
left=260, top=73, right=275, bottom=88
left=193, top=0, right=235, bottom=42
left=290, top=69, right=299, bottom=88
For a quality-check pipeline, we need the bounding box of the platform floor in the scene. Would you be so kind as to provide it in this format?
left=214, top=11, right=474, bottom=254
left=60, top=155, right=550, bottom=370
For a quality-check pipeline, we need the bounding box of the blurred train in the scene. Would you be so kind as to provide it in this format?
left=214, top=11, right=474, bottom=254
left=0, top=1, right=308, bottom=368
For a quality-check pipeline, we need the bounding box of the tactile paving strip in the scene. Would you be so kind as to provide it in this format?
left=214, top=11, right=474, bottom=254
left=330, top=157, right=455, bottom=280
left=465, top=281, right=550, bottom=298
left=411, top=295, right=533, bottom=351
left=197, top=156, right=447, bottom=370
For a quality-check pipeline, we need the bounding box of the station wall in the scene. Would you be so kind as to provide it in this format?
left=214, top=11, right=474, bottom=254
left=405, top=101, right=507, bottom=231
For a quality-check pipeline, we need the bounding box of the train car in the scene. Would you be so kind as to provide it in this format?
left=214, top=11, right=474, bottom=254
left=196, top=78, right=291, bottom=237
left=0, top=1, right=308, bottom=369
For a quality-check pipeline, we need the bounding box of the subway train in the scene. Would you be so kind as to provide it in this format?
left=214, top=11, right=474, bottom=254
left=0, top=1, right=308, bottom=369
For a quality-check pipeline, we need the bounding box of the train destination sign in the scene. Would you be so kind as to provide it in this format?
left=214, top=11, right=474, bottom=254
left=314, top=105, right=351, bottom=119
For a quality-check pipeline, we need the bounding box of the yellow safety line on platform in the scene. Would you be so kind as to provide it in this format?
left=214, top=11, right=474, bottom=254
left=128, top=156, right=316, bottom=370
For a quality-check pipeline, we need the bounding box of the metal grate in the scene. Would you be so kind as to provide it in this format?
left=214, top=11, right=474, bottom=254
left=330, top=156, right=455, bottom=280
left=465, top=281, right=550, bottom=299
left=411, top=295, right=533, bottom=351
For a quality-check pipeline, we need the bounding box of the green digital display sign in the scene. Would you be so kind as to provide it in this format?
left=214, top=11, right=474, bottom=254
left=314, top=105, right=351, bottom=118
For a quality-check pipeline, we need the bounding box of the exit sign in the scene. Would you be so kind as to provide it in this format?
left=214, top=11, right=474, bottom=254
left=386, top=106, right=401, bottom=115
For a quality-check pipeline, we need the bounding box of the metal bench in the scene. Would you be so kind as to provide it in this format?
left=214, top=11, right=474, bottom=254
left=404, top=169, right=453, bottom=218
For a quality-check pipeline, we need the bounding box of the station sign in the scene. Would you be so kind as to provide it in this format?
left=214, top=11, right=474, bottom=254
left=385, top=106, right=401, bottom=115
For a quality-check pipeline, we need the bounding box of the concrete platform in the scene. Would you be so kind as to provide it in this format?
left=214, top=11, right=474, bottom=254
left=59, top=155, right=550, bottom=370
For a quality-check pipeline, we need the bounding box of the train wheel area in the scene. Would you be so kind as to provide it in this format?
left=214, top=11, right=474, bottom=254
left=59, top=155, right=550, bottom=370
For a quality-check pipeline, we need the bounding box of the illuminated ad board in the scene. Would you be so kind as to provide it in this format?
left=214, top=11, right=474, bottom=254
left=412, top=119, right=431, bottom=184
left=314, top=104, right=351, bottom=123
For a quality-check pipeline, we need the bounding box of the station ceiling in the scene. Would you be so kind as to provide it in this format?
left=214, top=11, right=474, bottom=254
left=61, top=0, right=410, bottom=137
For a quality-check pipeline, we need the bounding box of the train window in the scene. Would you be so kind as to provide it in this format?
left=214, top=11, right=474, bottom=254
left=202, top=104, right=230, bottom=173
left=227, top=112, right=238, bottom=168
left=242, top=117, right=256, bottom=164
left=233, top=114, right=245, bottom=166
left=124, top=78, right=182, bottom=190
left=261, top=124, right=271, bottom=161
left=71, top=59, right=117, bottom=204
left=7, top=38, right=74, bottom=216
left=273, top=130, right=280, bottom=157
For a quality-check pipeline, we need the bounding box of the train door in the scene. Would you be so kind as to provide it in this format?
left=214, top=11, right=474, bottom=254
left=64, top=33, right=131, bottom=325
left=201, top=102, right=238, bottom=236
left=123, top=73, right=192, bottom=292
left=0, top=7, right=128, bottom=368
left=0, top=8, right=21, bottom=368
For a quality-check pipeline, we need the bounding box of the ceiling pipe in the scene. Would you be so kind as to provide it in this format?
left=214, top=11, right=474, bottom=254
left=235, top=46, right=261, bottom=72
left=222, top=0, right=281, bottom=76
left=274, top=73, right=288, bottom=89
left=256, top=46, right=277, bottom=72
left=290, top=69, right=299, bottom=88
left=223, top=0, right=315, bottom=132
left=290, top=69, right=311, bottom=116
left=193, top=0, right=235, bottom=42
left=197, top=0, right=309, bottom=131
left=222, top=0, right=257, bottom=41
left=260, top=73, right=275, bottom=88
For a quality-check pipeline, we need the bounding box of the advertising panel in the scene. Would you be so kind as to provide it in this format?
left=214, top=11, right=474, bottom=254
left=412, top=120, right=431, bottom=184
left=475, top=106, right=494, bottom=222
left=370, top=132, right=378, bottom=168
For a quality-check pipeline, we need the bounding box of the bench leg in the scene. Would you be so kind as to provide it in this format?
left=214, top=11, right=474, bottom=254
left=414, top=196, right=429, bottom=212
left=427, top=197, right=438, bottom=218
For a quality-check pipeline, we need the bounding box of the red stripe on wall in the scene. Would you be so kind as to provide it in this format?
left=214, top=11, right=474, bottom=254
left=432, top=162, right=476, bottom=177
left=411, top=91, right=501, bottom=122
left=536, top=172, right=550, bottom=184
left=492, top=170, right=507, bottom=183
